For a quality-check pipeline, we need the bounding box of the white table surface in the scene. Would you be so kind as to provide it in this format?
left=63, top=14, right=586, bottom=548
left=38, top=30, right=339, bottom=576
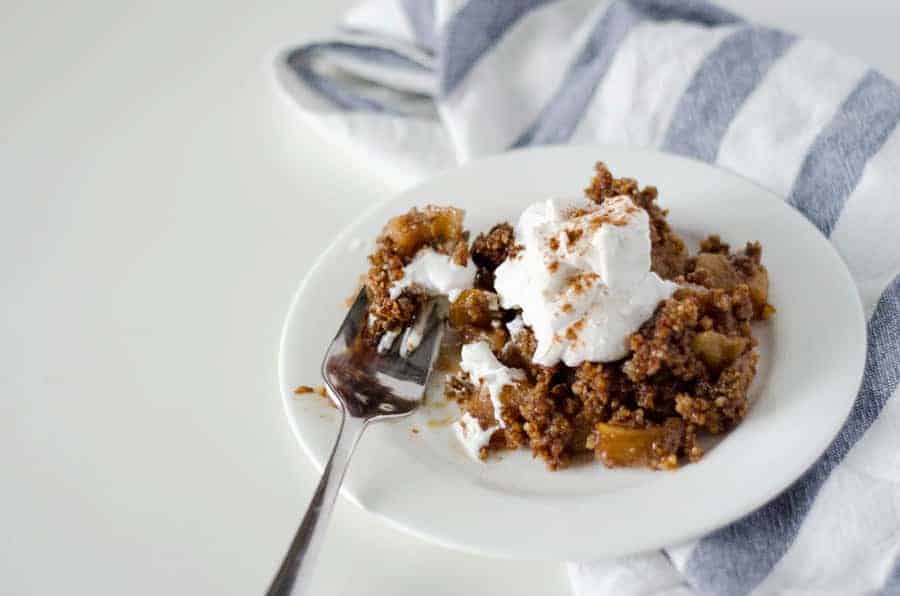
left=2, top=1, right=896, bottom=594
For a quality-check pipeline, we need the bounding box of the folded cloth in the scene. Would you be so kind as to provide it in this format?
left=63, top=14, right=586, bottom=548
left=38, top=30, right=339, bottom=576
left=271, top=1, right=900, bottom=594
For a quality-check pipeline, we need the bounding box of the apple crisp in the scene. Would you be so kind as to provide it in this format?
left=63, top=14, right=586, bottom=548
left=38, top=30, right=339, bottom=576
left=361, top=162, right=773, bottom=470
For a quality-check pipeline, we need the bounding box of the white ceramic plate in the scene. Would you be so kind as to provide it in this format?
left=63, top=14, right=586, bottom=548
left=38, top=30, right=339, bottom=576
left=278, top=145, right=866, bottom=560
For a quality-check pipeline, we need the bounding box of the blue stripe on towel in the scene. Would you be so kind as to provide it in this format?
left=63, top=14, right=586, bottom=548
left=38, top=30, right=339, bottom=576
left=686, top=275, right=900, bottom=596
left=632, top=0, right=739, bottom=26
left=440, top=0, right=559, bottom=96
left=510, top=2, right=643, bottom=148
left=662, top=26, right=795, bottom=161
left=286, top=43, right=430, bottom=114
left=788, top=70, right=900, bottom=236
left=511, top=0, right=740, bottom=148
left=298, top=42, right=431, bottom=71
left=401, top=0, right=437, bottom=51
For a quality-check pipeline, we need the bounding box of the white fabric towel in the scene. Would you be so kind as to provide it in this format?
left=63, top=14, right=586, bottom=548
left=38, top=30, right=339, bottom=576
left=270, top=1, right=900, bottom=594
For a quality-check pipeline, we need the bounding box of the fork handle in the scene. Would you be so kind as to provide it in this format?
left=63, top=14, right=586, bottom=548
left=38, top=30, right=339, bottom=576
left=267, top=410, right=366, bottom=596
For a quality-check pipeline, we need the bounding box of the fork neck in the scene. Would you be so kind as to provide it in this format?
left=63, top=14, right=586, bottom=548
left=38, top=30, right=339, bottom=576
left=267, top=408, right=367, bottom=595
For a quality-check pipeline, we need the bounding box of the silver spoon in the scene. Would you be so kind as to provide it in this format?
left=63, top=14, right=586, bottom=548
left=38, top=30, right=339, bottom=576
left=267, top=290, right=444, bottom=595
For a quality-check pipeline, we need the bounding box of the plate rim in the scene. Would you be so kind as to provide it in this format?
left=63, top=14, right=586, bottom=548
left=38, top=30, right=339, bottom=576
left=277, top=143, right=867, bottom=560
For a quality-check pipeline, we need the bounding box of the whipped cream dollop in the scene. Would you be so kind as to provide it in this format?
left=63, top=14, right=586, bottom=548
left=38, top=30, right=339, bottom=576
left=389, top=248, right=476, bottom=302
left=453, top=412, right=496, bottom=460
left=453, top=341, right=526, bottom=460
left=493, top=195, right=677, bottom=367
left=459, top=341, right=525, bottom=428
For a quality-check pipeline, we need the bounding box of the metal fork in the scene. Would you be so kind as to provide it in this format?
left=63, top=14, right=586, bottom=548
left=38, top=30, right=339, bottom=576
left=267, top=290, right=444, bottom=596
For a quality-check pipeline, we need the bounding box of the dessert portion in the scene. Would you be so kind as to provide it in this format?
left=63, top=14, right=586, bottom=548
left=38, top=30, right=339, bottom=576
left=361, top=162, right=773, bottom=471
left=364, top=206, right=475, bottom=353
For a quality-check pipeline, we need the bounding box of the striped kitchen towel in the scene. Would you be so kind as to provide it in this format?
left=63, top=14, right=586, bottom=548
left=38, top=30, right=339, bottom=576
left=270, top=1, right=900, bottom=594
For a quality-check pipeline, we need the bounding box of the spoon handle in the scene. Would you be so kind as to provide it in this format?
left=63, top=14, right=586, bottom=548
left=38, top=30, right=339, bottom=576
left=267, top=410, right=366, bottom=596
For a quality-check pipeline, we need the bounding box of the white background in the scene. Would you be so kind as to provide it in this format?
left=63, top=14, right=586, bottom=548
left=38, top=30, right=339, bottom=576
left=2, top=1, right=896, bottom=594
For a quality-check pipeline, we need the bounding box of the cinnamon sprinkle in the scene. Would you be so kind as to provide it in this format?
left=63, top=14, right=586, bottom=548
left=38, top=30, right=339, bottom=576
left=565, top=228, right=584, bottom=244
left=567, top=272, right=599, bottom=295
left=564, top=318, right=586, bottom=341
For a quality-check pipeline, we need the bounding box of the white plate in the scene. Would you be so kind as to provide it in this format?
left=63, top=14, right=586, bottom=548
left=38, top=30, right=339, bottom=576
left=278, top=145, right=866, bottom=560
